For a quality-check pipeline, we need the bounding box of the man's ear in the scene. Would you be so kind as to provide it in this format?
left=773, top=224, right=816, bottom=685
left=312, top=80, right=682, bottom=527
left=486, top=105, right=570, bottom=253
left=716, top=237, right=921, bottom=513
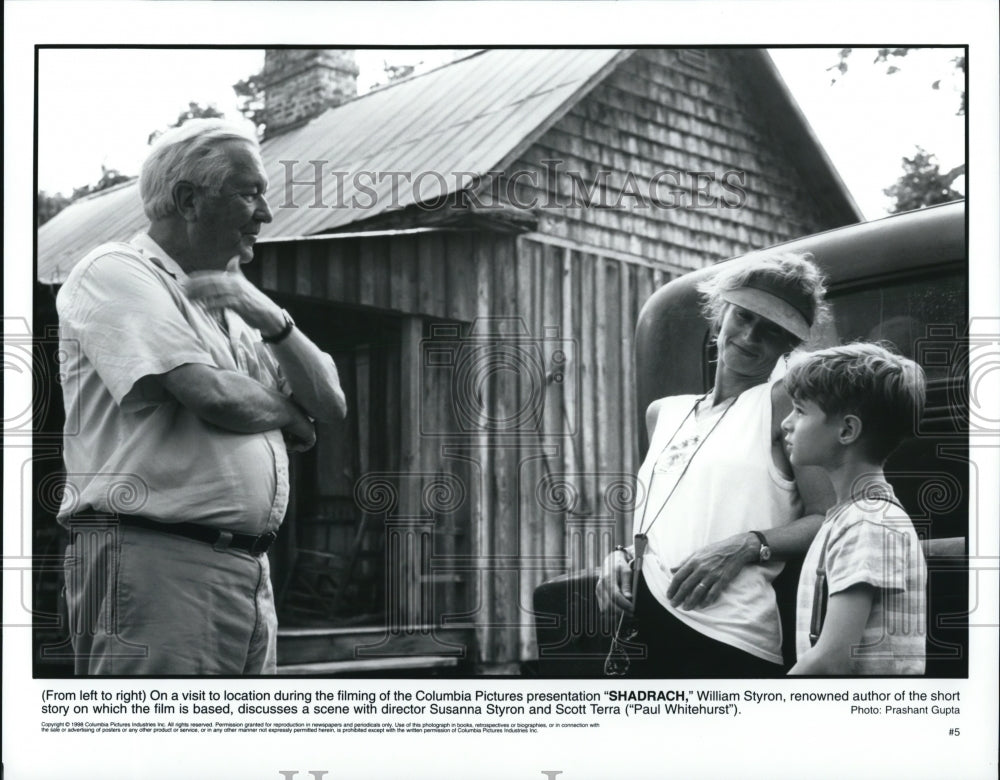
left=839, top=414, right=863, bottom=445
left=172, top=180, right=199, bottom=222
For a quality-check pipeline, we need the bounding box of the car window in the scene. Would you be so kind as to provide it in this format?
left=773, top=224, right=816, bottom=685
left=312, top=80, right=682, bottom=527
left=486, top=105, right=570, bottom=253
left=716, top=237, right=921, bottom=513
left=827, top=268, right=967, bottom=380
left=706, top=265, right=967, bottom=392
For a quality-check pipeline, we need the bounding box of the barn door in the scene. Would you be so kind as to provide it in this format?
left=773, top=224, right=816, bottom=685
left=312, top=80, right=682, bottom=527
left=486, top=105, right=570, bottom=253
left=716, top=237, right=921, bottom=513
left=274, top=307, right=401, bottom=628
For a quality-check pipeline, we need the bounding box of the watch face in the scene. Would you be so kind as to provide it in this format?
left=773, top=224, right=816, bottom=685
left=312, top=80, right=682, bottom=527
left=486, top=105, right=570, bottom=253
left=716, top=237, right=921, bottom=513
left=760, top=546, right=771, bottom=562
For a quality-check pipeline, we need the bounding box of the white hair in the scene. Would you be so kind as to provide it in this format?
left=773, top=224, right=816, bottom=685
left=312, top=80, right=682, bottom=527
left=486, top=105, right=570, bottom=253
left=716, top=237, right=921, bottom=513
left=139, top=119, right=261, bottom=220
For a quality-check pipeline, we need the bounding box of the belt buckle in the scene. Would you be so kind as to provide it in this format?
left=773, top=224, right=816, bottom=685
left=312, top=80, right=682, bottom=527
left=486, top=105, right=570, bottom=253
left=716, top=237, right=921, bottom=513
left=250, top=531, right=277, bottom=556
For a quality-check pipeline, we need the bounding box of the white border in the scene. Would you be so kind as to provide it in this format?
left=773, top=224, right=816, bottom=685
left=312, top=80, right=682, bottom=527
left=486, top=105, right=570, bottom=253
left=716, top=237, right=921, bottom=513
left=5, top=2, right=998, bottom=779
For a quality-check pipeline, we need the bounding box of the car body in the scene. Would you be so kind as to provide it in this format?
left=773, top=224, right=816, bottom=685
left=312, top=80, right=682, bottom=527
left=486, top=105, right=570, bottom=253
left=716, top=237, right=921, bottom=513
left=534, top=199, right=968, bottom=677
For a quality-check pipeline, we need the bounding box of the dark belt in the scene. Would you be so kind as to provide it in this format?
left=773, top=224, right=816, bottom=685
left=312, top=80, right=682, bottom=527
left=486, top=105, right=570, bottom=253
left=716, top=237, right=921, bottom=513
left=69, top=514, right=278, bottom=557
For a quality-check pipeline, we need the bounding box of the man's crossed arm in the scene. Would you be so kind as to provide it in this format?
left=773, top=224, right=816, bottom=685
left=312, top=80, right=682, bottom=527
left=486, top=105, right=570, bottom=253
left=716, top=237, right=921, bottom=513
left=158, top=364, right=317, bottom=451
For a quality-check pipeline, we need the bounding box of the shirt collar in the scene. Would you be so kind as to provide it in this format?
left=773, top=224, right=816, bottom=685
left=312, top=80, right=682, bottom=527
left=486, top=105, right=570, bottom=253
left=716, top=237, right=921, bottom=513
left=129, top=232, right=188, bottom=280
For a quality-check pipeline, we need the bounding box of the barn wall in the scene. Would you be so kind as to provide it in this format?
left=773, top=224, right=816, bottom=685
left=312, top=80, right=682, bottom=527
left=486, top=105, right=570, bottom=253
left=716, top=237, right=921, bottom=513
left=506, top=235, right=676, bottom=662
left=253, top=230, right=675, bottom=669
left=254, top=232, right=483, bottom=651
left=504, top=48, right=843, bottom=272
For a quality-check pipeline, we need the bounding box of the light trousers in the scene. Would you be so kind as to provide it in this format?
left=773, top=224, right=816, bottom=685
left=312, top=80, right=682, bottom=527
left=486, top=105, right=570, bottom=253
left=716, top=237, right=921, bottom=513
left=63, top=522, right=278, bottom=675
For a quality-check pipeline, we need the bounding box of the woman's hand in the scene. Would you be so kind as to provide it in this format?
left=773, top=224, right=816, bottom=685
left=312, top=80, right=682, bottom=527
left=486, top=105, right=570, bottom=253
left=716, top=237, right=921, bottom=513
left=666, top=533, right=758, bottom=610
left=596, top=549, right=635, bottom=614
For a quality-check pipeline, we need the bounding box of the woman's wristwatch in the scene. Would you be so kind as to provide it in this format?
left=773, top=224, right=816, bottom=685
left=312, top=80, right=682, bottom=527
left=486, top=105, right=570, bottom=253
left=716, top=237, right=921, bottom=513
left=749, top=530, right=772, bottom=562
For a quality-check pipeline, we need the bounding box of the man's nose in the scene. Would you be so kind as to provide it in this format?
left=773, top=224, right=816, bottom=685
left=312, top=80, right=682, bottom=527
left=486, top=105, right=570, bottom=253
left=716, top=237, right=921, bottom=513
left=780, top=412, right=793, bottom=432
left=255, top=196, right=273, bottom=223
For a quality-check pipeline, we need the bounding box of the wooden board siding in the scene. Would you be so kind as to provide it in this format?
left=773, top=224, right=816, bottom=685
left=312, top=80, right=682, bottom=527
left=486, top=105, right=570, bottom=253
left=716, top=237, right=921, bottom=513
left=252, top=231, right=483, bottom=323
left=249, top=230, right=673, bottom=668
left=502, top=49, right=842, bottom=271
left=507, top=237, right=675, bottom=662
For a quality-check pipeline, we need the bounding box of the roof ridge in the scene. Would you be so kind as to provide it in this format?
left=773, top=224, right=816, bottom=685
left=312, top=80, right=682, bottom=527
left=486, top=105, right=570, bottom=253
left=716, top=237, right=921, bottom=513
left=70, top=176, right=139, bottom=203
left=360, top=49, right=484, bottom=98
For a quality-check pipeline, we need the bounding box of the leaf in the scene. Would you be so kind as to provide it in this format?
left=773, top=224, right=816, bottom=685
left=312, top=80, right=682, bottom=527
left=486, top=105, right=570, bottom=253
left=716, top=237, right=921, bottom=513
left=884, top=145, right=964, bottom=214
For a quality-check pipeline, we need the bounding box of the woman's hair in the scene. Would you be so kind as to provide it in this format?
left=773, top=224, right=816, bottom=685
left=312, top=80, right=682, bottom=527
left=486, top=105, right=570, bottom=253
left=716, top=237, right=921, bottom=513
left=697, top=250, right=829, bottom=345
left=784, top=341, right=927, bottom=462
left=139, top=119, right=261, bottom=220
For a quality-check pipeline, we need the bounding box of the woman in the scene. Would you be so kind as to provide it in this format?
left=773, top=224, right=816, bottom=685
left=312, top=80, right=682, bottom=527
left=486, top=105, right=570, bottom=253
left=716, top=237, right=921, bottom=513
left=596, top=251, right=835, bottom=677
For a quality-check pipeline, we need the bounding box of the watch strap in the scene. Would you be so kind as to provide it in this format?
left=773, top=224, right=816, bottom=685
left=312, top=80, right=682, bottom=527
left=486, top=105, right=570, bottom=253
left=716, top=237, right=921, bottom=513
left=749, top=530, right=770, bottom=562
left=261, top=309, right=295, bottom=344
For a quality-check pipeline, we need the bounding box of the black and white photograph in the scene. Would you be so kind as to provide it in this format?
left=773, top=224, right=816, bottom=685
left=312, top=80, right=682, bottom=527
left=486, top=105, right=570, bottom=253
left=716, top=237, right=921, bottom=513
left=5, top=2, right=998, bottom=779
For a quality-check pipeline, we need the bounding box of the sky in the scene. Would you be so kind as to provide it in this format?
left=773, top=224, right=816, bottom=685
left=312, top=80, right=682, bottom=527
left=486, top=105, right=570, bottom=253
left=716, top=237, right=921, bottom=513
left=36, top=47, right=966, bottom=219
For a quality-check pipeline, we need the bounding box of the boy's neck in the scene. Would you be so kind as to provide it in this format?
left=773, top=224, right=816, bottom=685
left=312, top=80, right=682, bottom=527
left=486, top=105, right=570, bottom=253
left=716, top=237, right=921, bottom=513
left=827, top=457, right=890, bottom=506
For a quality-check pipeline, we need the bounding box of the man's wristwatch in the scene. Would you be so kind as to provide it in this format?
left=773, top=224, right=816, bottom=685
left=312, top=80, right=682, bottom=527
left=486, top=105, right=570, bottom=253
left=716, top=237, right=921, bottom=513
left=750, top=530, right=772, bottom=563
left=261, top=308, right=295, bottom=344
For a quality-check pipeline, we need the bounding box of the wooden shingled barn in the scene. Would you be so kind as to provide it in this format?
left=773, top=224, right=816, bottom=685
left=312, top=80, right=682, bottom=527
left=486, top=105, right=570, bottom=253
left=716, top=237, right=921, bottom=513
left=35, top=48, right=861, bottom=675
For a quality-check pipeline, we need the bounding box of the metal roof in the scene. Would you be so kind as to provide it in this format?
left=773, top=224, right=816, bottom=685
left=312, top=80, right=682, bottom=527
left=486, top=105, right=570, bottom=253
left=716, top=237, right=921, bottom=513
left=37, top=48, right=862, bottom=285
left=37, top=48, right=625, bottom=284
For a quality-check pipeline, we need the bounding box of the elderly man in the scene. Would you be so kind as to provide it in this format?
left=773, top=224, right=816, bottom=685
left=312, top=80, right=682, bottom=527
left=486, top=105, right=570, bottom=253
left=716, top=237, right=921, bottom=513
left=57, top=119, right=346, bottom=674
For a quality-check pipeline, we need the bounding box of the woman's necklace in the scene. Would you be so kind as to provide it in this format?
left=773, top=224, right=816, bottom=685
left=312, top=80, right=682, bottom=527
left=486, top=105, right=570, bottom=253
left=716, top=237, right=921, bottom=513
left=631, top=389, right=742, bottom=572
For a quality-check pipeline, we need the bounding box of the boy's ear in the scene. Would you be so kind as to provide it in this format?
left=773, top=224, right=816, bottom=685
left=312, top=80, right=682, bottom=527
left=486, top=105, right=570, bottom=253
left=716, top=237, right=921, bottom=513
left=838, top=414, right=863, bottom=445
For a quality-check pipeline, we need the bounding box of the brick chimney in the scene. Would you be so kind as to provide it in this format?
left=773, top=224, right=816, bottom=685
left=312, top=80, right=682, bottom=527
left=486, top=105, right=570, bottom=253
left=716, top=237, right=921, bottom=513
left=261, top=49, right=359, bottom=139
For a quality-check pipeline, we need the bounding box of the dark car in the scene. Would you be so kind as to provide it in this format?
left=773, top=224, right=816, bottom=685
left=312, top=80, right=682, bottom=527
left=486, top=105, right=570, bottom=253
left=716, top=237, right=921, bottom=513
left=534, top=199, right=968, bottom=677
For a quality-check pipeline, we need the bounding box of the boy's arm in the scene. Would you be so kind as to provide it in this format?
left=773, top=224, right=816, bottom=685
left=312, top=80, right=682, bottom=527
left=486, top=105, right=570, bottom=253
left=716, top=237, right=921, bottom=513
left=788, top=583, right=875, bottom=675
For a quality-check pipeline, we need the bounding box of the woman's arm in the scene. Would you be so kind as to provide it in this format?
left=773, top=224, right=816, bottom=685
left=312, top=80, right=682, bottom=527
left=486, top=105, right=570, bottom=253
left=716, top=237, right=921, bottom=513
left=788, top=584, right=875, bottom=675
left=665, top=383, right=835, bottom=610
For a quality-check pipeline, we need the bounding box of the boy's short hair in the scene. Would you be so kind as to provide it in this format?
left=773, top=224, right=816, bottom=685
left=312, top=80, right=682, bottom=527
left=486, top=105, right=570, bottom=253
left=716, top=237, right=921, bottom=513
left=784, top=342, right=927, bottom=462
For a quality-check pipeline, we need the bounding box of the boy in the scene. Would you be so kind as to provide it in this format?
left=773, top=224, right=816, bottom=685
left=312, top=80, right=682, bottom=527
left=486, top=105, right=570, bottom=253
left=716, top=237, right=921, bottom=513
left=781, top=343, right=927, bottom=675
